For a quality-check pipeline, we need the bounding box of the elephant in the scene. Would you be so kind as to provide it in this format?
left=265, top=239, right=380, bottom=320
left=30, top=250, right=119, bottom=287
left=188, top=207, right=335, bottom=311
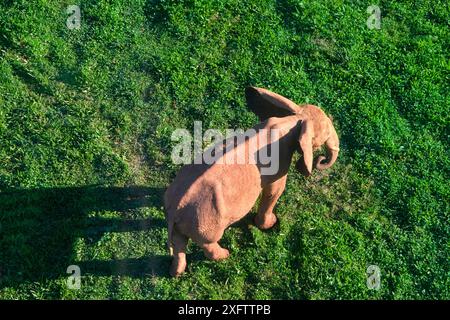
left=164, top=87, right=340, bottom=277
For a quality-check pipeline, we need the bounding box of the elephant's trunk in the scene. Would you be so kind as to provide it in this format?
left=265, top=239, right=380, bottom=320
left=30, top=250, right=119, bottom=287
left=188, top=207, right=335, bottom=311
left=315, top=124, right=339, bottom=170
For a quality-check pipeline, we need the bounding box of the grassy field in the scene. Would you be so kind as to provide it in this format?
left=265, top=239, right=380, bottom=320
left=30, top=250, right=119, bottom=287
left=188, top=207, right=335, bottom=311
left=0, top=0, right=448, bottom=299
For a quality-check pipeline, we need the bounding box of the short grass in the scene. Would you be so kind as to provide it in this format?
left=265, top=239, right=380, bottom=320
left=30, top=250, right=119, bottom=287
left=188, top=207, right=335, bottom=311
left=0, top=0, right=448, bottom=299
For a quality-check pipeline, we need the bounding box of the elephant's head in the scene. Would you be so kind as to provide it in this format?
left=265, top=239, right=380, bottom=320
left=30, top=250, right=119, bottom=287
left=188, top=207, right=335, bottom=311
left=245, top=86, right=340, bottom=177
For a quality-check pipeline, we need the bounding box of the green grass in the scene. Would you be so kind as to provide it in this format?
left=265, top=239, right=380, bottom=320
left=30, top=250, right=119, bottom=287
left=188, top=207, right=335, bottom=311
left=0, top=0, right=448, bottom=299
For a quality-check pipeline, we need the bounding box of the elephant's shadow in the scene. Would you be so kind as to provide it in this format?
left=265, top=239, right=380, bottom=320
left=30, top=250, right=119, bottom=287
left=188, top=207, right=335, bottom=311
left=0, top=184, right=268, bottom=289
left=0, top=185, right=173, bottom=289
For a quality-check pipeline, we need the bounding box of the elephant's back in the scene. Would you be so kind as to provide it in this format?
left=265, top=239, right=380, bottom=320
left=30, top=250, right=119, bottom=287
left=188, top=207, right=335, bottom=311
left=164, top=163, right=210, bottom=211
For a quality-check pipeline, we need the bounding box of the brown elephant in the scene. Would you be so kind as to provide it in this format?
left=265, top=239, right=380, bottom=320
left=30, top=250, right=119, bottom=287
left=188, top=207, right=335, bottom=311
left=164, top=87, right=340, bottom=277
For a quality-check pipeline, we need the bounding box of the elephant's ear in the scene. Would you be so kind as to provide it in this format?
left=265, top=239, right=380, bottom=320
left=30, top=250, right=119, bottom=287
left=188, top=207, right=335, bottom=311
left=297, top=119, right=314, bottom=176
left=245, top=87, right=300, bottom=121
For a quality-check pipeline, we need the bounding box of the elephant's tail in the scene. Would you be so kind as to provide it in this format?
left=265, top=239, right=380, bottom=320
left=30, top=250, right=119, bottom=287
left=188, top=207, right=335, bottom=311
left=164, top=198, right=174, bottom=256
left=167, top=219, right=174, bottom=256
left=164, top=187, right=175, bottom=256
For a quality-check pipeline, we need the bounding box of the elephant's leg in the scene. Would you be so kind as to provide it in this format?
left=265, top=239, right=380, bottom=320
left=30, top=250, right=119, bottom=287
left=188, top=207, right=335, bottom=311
left=169, top=228, right=188, bottom=277
left=255, top=176, right=287, bottom=230
left=200, top=242, right=230, bottom=261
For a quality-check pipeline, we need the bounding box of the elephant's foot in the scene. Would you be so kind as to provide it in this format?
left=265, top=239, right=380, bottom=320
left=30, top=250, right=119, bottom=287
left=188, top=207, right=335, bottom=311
left=170, top=254, right=187, bottom=277
left=254, top=213, right=278, bottom=230
left=202, top=242, right=230, bottom=261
